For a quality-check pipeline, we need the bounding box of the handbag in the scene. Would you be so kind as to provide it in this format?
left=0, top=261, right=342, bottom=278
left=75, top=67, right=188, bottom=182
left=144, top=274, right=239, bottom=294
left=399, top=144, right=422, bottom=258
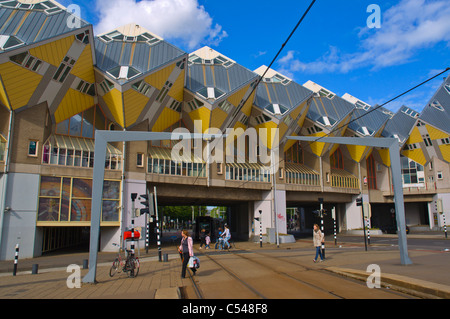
left=187, top=256, right=194, bottom=268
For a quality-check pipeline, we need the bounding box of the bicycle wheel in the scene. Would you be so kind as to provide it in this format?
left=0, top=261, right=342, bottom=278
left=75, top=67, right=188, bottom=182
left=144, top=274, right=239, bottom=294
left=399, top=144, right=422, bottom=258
left=109, top=258, right=120, bottom=277
left=127, top=256, right=140, bottom=278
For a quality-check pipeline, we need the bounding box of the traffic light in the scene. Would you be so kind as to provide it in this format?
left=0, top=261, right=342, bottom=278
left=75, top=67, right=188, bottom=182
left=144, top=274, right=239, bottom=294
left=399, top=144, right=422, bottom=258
left=140, top=194, right=150, bottom=215
left=356, top=197, right=363, bottom=207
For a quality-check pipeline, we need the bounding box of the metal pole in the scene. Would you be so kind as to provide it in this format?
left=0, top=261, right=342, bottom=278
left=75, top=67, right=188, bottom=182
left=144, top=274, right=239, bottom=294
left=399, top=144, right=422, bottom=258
left=154, top=186, right=162, bottom=262
left=361, top=197, right=367, bottom=251
left=272, top=150, right=279, bottom=248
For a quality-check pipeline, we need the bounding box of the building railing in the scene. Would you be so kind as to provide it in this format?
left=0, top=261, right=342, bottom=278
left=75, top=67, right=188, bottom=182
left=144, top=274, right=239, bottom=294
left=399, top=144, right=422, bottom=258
left=331, top=169, right=359, bottom=189
left=225, top=163, right=271, bottom=183
left=147, top=147, right=206, bottom=177
left=285, top=163, right=320, bottom=186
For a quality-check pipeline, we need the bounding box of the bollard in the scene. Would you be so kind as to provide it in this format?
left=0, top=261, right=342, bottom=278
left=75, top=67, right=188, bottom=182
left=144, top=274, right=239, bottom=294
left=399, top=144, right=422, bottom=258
left=83, top=259, right=89, bottom=269
left=163, top=253, right=168, bottom=262
left=13, top=244, right=19, bottom=276
left=32, top=264, right=39, bottom=275
left=444, top=214, right=447, bottom=239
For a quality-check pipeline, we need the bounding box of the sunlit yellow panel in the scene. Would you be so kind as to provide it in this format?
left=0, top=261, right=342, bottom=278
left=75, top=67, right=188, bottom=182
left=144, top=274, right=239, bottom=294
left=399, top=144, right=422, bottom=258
left=279, top=122, right=288, bottom=139
left=401, top=148, right=426, bottom=166
left=283, top=132, right=297, bottom=152
left=123, top=89, right=149, bottom=127
left=71, top=44, right=95, bottom=83
left=426, top=124, right=448, bottom=140
left=347, top=144, right=367, bottom=162
left=102, top=89, right=124, bottom=127
left=378, top=148, right=390, bottom=167
left=0, top=78, right=11, bottom=110
left=439, top=144, right=450, bottom=163
left=145, top=63, right=175, bottom=90
left=308, top=131, right=326, bottom=157
left=152, top=107, right=180, bottom=132
left=377, top=148, right=390, bottom=167
left=406, top=127, right=423, bottom=144
left=255, top=121, right=278, bottom=150
left=210, top=107, right=228, bottom=129
left=0, top=62, right=42, bottom=110
left=30, top=35, right=74, bottom=67
left=168, top=69, right=185, bottom=102
left=227, top=85, right=248, bottom=107
left=188, top=106, right=211, bottom=133
left=240, top=90, right=256, bottom=117
left=54, top=88, right=94, bottom=123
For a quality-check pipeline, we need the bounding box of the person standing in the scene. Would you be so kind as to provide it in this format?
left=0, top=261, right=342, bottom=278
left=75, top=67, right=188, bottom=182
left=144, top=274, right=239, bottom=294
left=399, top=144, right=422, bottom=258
left=199, top=228, right=206, bottom=249
left=179, top=229, right=195, bottom=278
left=313, top=224, right=324, bottom=262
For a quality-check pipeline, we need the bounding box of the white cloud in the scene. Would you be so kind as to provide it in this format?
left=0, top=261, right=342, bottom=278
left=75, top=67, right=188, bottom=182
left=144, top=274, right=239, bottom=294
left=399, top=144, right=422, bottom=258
left=277, top=0, right=450, bottom=75
left=93, top=0, right=227, bottom=50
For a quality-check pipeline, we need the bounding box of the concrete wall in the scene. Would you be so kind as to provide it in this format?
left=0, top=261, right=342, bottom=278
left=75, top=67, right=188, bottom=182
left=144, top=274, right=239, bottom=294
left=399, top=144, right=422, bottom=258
left=252, top=189, right=287, bottom=235
left=0, top=173, right=40, bottom=260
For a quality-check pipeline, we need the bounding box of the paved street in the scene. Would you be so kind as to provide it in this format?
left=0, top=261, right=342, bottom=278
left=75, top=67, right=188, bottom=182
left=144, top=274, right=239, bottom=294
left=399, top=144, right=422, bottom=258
left=0, top=232, right=449, bottom=305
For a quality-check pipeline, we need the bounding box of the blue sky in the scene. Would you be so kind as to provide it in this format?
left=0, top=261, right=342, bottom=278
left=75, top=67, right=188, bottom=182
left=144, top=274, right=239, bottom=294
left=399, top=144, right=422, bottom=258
left=63, top=0, right=450, bottom=113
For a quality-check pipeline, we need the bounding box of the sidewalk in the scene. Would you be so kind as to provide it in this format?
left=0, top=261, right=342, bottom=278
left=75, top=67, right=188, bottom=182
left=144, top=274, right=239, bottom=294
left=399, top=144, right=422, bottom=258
left=0, top=235, right=448, bottom=299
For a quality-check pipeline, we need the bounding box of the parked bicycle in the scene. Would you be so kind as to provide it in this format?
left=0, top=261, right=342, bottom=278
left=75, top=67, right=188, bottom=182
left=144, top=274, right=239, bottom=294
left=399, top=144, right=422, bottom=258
left=109, top=243, right=140, bottom=278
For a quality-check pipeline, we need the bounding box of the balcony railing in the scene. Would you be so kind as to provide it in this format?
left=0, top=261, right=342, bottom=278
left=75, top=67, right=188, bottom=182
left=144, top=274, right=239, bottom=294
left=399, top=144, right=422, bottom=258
left=331, top=169, right=359, bottom=189
left=285, top=163, right=320, bottom=186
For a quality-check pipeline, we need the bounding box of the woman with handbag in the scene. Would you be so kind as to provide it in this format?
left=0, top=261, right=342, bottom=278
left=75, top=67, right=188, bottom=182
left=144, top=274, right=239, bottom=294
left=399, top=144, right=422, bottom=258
left=178, top=229, right=196, bottom=278
left=313, top=224, right=324, bottom=263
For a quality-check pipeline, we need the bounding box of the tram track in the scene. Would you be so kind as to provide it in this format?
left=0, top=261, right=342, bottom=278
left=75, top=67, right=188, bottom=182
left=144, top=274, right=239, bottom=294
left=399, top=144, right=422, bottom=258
left=186, top=247, right=416, bottom=299
left=236, top=249, right=417, bottom=299
left=226, top=250, right=346, bottom=299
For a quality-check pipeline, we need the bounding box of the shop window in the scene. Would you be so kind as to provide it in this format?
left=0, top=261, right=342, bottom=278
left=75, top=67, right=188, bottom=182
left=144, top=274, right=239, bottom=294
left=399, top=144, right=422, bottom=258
left=37, top=176, right=121, bottom=223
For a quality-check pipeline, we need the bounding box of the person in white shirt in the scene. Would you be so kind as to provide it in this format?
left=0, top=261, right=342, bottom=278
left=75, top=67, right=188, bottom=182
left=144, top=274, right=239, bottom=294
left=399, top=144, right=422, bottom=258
left=221, top=224, right=231, bottom=249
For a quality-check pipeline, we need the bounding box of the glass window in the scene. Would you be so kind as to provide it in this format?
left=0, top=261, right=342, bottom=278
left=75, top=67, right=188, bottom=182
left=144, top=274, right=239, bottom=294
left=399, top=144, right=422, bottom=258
left=28, top=140, right=38, bottom=156
left=70, top=114, right=82, bottom=137
left=56, top=118, right=70, bottom=135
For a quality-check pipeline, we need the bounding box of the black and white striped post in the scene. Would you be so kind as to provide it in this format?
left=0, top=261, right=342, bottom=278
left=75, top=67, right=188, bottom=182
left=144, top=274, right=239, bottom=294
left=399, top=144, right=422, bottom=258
left=145, top=214, right=150, bottom=253
left=443, top=213, right=447, bottom=239
left=319, top=198, right=325, bottom=259
left=154, top=187, right=162, bottom=262
left=258, top=210, right=263, bottom=248
left=130, top=193, right=137, bottom=256
left=366, top=218, right=371, bottom=245
left=13, top=244, right=19, bottom=276
left=332, top=206, right=337, bottom=246
left=131, top=219, right=135, bottom=255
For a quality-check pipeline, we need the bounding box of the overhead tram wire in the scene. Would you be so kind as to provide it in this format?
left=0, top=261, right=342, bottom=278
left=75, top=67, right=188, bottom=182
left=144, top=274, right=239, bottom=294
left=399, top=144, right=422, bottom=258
left=189, top=0, right=318, bottom=187
left=312, top=67, right=450, bottom=143
left=233, top=66, right=450, bottom=190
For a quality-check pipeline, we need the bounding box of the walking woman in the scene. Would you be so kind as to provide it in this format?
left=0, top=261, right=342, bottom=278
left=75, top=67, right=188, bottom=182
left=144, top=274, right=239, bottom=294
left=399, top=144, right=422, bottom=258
left=178, top=229, right=195, bottom=278
left=313, top=224, right=324, bottom=262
